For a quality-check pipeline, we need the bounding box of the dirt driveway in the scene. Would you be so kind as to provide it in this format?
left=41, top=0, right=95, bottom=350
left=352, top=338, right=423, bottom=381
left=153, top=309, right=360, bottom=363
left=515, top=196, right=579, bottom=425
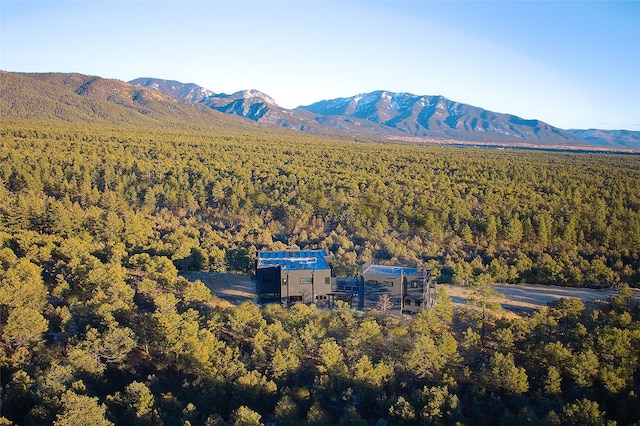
left=443, top=283, right=632, bottom=314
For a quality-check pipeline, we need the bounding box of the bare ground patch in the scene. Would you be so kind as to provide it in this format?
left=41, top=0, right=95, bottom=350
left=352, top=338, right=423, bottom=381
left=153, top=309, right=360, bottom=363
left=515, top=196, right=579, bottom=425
left=181, top=271, right=254, bottom=306
left=443, top=283, right=633, bottom=315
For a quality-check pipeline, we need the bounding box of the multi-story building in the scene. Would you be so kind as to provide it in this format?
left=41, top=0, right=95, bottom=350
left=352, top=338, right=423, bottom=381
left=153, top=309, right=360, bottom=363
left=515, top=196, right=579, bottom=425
left=255, top=249, right=332, bottom=305
left=362, top=263, right=435, bottom=313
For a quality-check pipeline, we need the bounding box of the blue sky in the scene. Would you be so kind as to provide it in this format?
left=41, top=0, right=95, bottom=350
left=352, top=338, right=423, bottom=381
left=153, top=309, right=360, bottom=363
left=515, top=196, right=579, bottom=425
left=1, top=1, right=639, bottom=130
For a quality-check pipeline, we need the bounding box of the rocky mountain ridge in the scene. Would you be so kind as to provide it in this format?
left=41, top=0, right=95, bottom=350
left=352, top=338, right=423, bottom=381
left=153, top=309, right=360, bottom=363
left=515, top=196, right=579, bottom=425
left=1, top=71, right=636, bottom=150
left=298, top=91, right=576, bottom=144
left=131, top=77, right=638, bottom=149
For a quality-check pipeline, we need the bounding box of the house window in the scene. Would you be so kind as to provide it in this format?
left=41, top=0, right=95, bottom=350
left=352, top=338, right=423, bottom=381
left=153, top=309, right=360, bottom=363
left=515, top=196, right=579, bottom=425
left=410, top=281, right=420, bottom=288
left=367, top=280, right=380, bottom=285
left=383, top=281, right=394, bottom=287
left=300, top=277, right=312, bottom=285
left=325, top=277, right=330, bottom=285
left=282, top=278, right=288, bottom=286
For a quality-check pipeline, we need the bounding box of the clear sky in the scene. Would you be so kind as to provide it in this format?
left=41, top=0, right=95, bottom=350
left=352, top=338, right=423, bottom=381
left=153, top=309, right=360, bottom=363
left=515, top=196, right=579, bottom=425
left=1, top=1, right=639, bottom=130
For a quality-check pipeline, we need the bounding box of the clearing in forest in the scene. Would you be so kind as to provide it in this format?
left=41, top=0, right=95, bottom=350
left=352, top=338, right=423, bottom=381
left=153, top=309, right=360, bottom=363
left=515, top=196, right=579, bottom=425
left=183, top=272, right=637, bottom=315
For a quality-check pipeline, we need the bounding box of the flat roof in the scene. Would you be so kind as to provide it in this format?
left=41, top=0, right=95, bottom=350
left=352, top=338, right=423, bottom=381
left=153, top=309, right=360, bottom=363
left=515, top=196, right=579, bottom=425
left=257, top=250, right=330, bottom=271
left=363, top=264, right=419, bottom=277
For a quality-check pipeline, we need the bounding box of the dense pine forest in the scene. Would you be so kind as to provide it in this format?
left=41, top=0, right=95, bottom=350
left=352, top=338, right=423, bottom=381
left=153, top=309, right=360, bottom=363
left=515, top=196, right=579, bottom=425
left=1, top=119, right=639, bottom=425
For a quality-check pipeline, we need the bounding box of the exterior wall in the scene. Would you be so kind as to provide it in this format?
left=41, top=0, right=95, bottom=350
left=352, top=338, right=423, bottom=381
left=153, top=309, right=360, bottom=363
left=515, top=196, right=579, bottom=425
left=281, top=269, right=332, bottom=304
left=256, top=266, right=281, bottom=300
left=313, top=269, right=332, bottom=303
left=403, top=272, right=433, bottom=313
left=363, top=266, right=433, bottom=313
left=363, top=272, right=403, bottom=296
left=363, top=272, right=403, bottom=310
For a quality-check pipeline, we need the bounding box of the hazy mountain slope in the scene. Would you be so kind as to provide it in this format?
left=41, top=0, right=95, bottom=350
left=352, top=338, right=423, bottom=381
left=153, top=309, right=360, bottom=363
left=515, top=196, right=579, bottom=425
left=200, top=89, right=280, bottom=121
left=566, top=129, right=640, bottom=149
left=132, top=78, right=597, bottom=146
left=130, top=78, right=404, bottom=136
left=299, top=91, right=585, bottom=145
left=131, top=77, right=305, bottom=127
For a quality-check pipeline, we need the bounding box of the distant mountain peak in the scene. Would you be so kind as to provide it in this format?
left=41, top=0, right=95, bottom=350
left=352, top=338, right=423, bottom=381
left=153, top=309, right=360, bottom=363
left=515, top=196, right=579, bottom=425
left=238, top=89, right=277, bottom=105
left=130, top=77, right=214, bottom=102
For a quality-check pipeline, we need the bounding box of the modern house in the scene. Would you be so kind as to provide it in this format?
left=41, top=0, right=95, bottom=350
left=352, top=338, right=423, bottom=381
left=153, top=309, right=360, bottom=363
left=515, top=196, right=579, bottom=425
left=255, top=249, right=332, bottom=305
left=362, top=263, right=435, bottom=313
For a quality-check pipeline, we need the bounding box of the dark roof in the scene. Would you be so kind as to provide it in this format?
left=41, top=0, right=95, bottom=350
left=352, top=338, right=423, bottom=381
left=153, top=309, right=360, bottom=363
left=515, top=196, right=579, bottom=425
left=257, top=250, right=330, bottom=271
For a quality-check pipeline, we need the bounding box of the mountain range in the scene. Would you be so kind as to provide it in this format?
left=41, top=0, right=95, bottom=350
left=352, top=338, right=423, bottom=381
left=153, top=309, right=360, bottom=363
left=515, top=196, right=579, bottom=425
left=130, top=78, right=640, bottom=150
left=1, top=71, right=638, bottom=150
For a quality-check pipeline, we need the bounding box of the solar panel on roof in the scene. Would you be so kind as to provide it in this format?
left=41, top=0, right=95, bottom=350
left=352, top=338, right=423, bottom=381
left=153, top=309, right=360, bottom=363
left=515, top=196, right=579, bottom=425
left=257, top=250, right=330, bottom=271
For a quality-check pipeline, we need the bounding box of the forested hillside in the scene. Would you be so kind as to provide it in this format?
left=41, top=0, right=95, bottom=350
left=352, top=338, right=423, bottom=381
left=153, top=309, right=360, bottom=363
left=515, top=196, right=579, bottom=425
left=1, top=118, right=639, bottom=425
left=0, top=71, right=259, bottom=132
left=2, top=120, right=638, bottom=285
